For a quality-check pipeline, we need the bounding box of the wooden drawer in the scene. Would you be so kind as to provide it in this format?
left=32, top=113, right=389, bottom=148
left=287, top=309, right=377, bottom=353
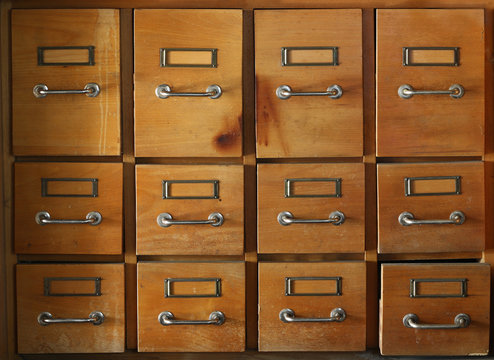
left=376, top=9, right=484, bottom=157
left=259, top=262, right=366, bottom=351
left=137, top=262, right=245, bottom=352
left=380, top=263, right=490, bottom=356
left=17, top=263, right=125, bottom=354
left=255, top=9, right=363, bottom=158
left=134, top=10, right=242, bottom=157
left=377, top=162, right=484, bottom=254
left=15, top=162, right=123, bottom=254
left=258, top=163, right=365, bottom=253
left=12, top=9, right=121, bottom=156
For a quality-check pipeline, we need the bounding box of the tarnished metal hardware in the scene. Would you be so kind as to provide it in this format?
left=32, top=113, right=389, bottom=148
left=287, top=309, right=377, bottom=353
left=398, top=84, right=464, bottom=99
left=35, top=211, right=102, bottom=226
left=284, top=178, right=342, bottom=198
left=158, top=311, right=225, bottom=326
left=279, top=308, right=346, bottom=323
left=278, top=210, right=345, bottom=226
left=285, top=277, right=342, bottom=296
left=157, top=212, right=224, bottom=228
left=37, top=311, right=105, bottom=326
left=41, top=178, right=98, bottom=198
left=398, top=211, right=465, bottom=226
left=38, top=46, right=95, bottom=66
left=44, top=277, right=102, bottom=297
left=403, top=313, right=470, bottom=329
left=33, top=83, right=100, bottom=98
left=410, top=278, right=468, bottom=298
left=404, top=176, right=461, bottom=197
left=164, top=278, right=221, bottom=298
left=276, top=84, right=343, bottom=100
left=155, top=84, right=222, bottom=99
left=281, top=46, right=339, bottom=66
left=160, top=48, right=217, bottom=68
left=402, top=47, right=459, bottom=67
left=162, top=179, right=219, bottom=200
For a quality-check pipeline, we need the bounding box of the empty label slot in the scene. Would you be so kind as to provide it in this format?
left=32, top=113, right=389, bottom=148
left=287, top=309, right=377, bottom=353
left=41, top=178, right=98, bottom=197
left=164, top=278, right=221, bottom=298
left=286, top=277, right=341, bottom=296
left=38, top=46, right=94, bottom=66
left=285, top=178, right=341, bottom=198
left=282, top=47, right=338, bottom=66
left=410, top=278, right=467, bottom=298
left=160, top=48, right=217, bottom=67
left=44, top=277, right=101, bottom=296
left=405, top=176, right=460, bottom=196
left=162, top=180, right=219, bottom=199
left=403, top=47, right=459, bottom=66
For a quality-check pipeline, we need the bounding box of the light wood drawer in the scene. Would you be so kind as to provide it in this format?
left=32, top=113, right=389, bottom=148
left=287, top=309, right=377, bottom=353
left=15, top=162, right=123, bottom=254
left=137, top=262, right=245, bottom=352
left=377, top=162, right=484, bottom=254
left=17, top=263, right=125, bottom=354
left=376, top=9, right=484, bottom=157
left=11, top=9, right=121, bottom=156
left=134, top=9, right=242, bottom=157
left=259, top=262, right=366, bottom=351
left=255, top=9, right=363, bottom=158
left=258, top=163, right=365, bottom=253
left=380, top=263, right=490, bottom=356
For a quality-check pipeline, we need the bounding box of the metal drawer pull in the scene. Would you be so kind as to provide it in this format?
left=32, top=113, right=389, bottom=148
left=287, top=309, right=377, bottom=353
left=279, top=308, right=346, bottom=323
left=155, top=84, right=222, bottom=99
left=35, top=211, right=102, bottom=226
left=403, top=313, right=470, bottom=329
left=158, top=311, right=225, bottom=326
left=276, top=84, right=343, bottom=100
left=38, top=311, right=105, bottom=326
left=33, top=83, right=100, bottom=98
left=278, top=210, right=345, bottom=226
left=398, top=211, right=465, bottom=226
left=398, top=84, right=464, bottom=99
left=157, top=212, right=224, bottom=228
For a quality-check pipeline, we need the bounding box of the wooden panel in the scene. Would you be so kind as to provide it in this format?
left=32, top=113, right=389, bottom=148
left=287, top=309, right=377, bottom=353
left=377, top=162, right=484, bottom=253
left=259, top=262, right=366, bottom=351
left=136, top=165, right=244, bottom=255
left=137, top=262, right=245, bottom=352
left=258, top=163, right=365, bottom=253
left=255, top=9, right=363, bottom=158
left=11, top=9, right=121, bottom=155
left=15, top=162, right=123, bottom=254
left=134, top=9, right=242, bottom=157
left=17, top=264, right=125, bottom=353
left=380, top=263, right=490, bottom=356
left=376, top=9, right=484, bottom=156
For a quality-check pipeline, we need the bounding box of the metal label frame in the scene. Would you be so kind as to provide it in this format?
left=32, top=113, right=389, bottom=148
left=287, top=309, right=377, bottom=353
left=164, top=278, right=221, bottom=298
left=284, top=178, right=342, bottom=198
left=44, top=277, right=102, bottom=297
left=281, top=46, right=339, bottom=66
left=37, top=46, right=95, bottom=66
left=410, top=278, right=468, bottom=298
left=162, top=179, right=219, bottom=200
left=160, top=48, right=218, bottom=68
left=402, top=47, right=459, bottom=67
left=404, top=176, right=461, bottom=197
left=285, top=277, right=342, bottom=296
left=41, top=178, right=98, bottom=198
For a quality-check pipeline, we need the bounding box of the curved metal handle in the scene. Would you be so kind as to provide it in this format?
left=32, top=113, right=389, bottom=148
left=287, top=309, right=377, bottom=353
left=158, top=311, right=225, bottom=326
left=398, top=84, right=464, bottom=99
left=279, top=308, right=346, bottom=323
left=403, top=313, right=470, bottom=329
left=278, top=210, right=345, bottom=226
left=38, top=311, right=105, bottom=326
left=157, top=212, right=224, bottom=228
left=35, top=211, right=102, bottom=226
left=33, top=83, right=100, bottom=98
left=155, top=84, right=222, bottom=99
left=276, top=84, right=342, bottom=100
left=398, top=211, right=465, bottom=226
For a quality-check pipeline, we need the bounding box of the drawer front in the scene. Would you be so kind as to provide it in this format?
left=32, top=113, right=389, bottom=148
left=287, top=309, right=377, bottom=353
left=134, top=10, right=242, bottom=157
left=255, top=9, right=363, bottom=158
left=376, top=9, right=484, bottom=156
left=17, top=264, right=125, bottom=353
left=12, top=9, right=121, bottom=156
left=15, top=162, right=123, bottom=254
left=137, top=262, right=245, bottom=352
left=380, top=263, right=490, bottom=356
left=377, top=162, right=484, bottom=253
left=258, top=163, right=365, bottom=253
left=259, top=262, right=366, bottom=351
left=136, top=165, right=244, bottom=255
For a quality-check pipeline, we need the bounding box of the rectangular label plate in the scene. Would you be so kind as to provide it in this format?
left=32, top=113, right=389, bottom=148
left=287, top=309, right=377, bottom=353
left=404, top=176, right=461, bottom=197
left=41, top=178, right=98, bottom=198
left=285, top=277, right=342, bottom=296
left=44, top=277, right=102, bottom=296
left=285, top=178, right=341, bottom=198
left=162, top=179, right=219, bottom=200
left=281, top=46, right=339, bottom=66
left=410, top=278, right=468, bottom=298
left=160, top=48, right=217, bottom=68
left=164, top=278, right=221, bottom=298
left=38, top=46, right=95, bottom=66
left=403, top=47, right=459, bottom=66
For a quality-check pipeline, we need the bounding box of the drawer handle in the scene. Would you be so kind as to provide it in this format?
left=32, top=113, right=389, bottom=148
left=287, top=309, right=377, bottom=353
left=33, top=83, right=100, bottom=98
left=276, top=84, right=343, bottom=100
left=157, top=212, right=224, bottom=228
left=155, top=84, right=222, bottom=99
left=398, top=84, right=464, bottom=99
left=277, top=210, right=345, bottom=226
left=35, top=211, right=102, bottom=226
left=403, top=313, right=471, bottom=329
left=398, top=211, right=465, bottom=226
left=158, top=311, right=225, bottom=326
left=279, top=308, right=346, bottom=323
left=37, top=311, right=104, bottom=326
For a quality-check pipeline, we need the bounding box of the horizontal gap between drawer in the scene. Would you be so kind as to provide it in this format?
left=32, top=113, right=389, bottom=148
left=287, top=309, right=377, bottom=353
left=257, top=157, right=363, bottom=164
left=135, top=157, right=244, bottom=165
left=258, top=253, right=365, bottom=262
left=17, top=254, right=125, bottom=263
left=377, top=156, right=483, bottom=163
left=15, top=155, right=123, bottom=163
left=378, top=252, right=483, bottom=262
left=137, top=255, right=245, bottom=262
